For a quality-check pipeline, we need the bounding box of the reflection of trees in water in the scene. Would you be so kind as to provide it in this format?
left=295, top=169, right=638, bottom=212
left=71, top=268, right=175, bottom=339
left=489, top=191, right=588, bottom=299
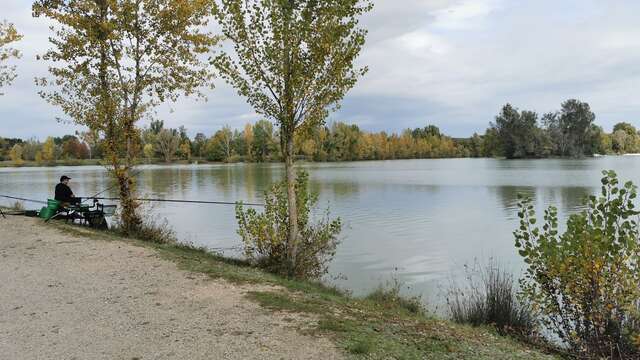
left=541, top=186, right=594, bottom=215
left=86, top=168, right=111, bottom=197
left=491, top=186, right=536, bottom=217
left=491, top=185, right=594, bottom=219
left=140, top=168, right=174, bottom=196
left=206, top=164, right=277, bottom=201
left=131, top=164, right=377, bottom=204
left=313, top=180, right=361, bottom=201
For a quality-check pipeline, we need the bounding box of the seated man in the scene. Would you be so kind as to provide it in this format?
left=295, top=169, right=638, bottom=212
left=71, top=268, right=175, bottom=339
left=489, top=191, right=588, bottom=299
left=55, top=175, right=81, bottom=206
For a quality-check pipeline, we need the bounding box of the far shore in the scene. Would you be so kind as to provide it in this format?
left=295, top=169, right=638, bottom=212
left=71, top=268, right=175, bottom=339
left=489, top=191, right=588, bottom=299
left=0, top=153, right=624, bottom=169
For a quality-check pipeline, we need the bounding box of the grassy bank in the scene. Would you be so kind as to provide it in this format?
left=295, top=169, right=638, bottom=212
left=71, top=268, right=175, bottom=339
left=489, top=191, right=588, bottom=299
left=50, top=221, right=558, bottom=359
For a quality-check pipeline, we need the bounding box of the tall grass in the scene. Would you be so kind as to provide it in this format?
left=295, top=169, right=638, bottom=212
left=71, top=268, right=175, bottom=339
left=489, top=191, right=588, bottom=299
left=112, top=204, right=177, bottom=244
left=11, top=201, right=24, bottom=211
left=365, top=278, right=425, bottom=315
left=445, top=259, right=536, bottom=338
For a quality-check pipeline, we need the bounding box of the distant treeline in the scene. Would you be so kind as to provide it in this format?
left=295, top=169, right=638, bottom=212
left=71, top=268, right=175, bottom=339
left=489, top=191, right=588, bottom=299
left=2, top=98, right=637, bottom=164
left=142, top=119, right=469, bottom=162
left=1, top=120, right=468, bottom=164
left=477, top=99, right=637, bottom=159
left=0, top=134, right=92, bottom=165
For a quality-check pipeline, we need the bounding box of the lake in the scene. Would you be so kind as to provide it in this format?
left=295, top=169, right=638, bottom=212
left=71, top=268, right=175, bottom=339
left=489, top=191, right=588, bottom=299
left=2, top=157, right=640, bottom=306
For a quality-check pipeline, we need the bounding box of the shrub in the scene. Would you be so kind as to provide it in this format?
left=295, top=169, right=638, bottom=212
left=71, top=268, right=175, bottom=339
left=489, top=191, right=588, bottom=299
left=113, top=205, right=177, bottom=244
left=236, top=170, right=341, bottom=279
left=446, top=259, right=536, bottom=338
left=515, top=170, right=640, bottom=358
left=366, top=278, right=425, bottom=315
left=11, top=201, right=24, bottom=211
left=128, top=218, right=177, bottom=244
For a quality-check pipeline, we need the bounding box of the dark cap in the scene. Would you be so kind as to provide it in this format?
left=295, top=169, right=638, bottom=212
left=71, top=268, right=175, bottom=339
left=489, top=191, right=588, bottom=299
left=60, top=175, right=71, bottom=182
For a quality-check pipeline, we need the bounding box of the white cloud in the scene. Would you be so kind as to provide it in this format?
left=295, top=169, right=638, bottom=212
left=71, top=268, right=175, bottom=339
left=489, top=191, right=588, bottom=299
left=399, top=30, right=450, bottom=55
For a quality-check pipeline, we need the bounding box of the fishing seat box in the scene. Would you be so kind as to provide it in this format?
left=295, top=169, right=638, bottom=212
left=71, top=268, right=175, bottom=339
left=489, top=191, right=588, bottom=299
left=39, top=199, right=60, bottom=220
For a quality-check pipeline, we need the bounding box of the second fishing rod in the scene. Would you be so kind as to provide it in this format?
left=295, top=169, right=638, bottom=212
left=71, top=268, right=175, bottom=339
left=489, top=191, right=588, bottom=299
left=81, top=168, right=264, bottom=207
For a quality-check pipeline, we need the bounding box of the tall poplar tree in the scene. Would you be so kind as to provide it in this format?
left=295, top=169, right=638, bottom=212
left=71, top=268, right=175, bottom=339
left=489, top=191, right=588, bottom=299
left=0, top=20, right=22, bottom=95
left=212, top=0, right=372, bottom=274
left=34, top=0, right=220, bottom=232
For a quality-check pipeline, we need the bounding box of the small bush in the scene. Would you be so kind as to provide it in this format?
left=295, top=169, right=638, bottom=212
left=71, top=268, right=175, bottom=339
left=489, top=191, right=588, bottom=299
left=11, top=201, right=24, bottom=211
left=129, top=218, right=177, bottom=244
left=446, top=259, right=536, bottom=338
left=347, top=337, right=374, bottom=355
left=515, top=170, right=640, bottom=358
left=236, top=170, right=341, bottom=279
left=366, top=278, right=425, bottom=315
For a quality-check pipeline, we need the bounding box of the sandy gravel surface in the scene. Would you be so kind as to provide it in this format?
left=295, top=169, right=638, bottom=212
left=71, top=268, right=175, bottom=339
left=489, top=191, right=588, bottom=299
left=0, top=216, right=343, bottom=360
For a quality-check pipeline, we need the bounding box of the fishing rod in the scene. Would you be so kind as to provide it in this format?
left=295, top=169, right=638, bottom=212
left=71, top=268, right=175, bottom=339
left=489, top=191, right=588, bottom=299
left=90, top=197, right=264, bottom=207
left=81, top=167, right=264, bottom=207
left=2, top=168, right=265, bottom=208
left=0, top=194, right=48, bottom=205
left=81, top=168, right=145, bottom=204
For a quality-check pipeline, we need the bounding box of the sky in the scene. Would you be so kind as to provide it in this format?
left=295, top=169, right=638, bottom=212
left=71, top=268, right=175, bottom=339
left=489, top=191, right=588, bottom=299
left=1, top=0, right=640, bottom=139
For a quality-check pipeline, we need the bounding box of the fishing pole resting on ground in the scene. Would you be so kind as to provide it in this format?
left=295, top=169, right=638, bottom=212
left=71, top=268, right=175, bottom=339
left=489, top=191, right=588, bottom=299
left=0, top=193, right=264, bottom=208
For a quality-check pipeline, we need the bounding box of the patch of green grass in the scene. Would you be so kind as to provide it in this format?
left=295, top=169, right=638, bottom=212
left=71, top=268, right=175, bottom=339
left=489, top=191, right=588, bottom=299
left=365, top=280, right=425, bottom=316
left=346, top=336, right=375, bottom=355
left=46, top=220, right=561, bottom=360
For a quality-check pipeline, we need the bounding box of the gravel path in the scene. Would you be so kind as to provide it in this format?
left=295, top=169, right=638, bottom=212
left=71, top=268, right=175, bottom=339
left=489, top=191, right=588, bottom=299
left=0, top=216, right=343, bottom=360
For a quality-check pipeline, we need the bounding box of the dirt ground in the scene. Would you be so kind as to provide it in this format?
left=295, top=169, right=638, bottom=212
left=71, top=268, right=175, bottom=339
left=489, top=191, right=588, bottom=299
left=0, top=216, right=343, bottom=360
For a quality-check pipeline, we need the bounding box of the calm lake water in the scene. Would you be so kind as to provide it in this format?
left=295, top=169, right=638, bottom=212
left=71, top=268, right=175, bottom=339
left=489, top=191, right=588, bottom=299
left=2, top=157, right=640, bottom=305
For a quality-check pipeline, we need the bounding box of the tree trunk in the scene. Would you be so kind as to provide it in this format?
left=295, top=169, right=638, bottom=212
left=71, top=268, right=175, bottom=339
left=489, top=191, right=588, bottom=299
left=120, top=122, right=141, bottom=233
left=284, top=134, right=299, bottom=276
left=117, top=169, right=140, bottom=234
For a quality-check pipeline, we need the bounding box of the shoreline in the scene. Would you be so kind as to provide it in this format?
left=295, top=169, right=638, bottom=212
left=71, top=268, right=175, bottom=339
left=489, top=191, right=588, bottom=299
left=0, top=216, right=558, bottom=359
left=0, top=154, right=620, bottom=169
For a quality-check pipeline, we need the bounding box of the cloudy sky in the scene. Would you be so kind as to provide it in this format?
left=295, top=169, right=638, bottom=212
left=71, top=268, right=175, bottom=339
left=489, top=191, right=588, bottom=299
left=1, top=0, right=639, bottom=139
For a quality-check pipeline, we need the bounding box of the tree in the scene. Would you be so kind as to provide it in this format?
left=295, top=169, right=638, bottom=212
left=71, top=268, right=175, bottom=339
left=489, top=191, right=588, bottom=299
left=613, top=122, right=637, bottom=136
left=236, top=171, right=341, bottom=278
left=515, top=171, right=640, bottom=358
left=558, top=99, right=596, bottom=157
left=62, top=136, right=89, bottom=159
left=331, top=122, right=361, bottom=161
left=611, top=122, right=640, bottom=154
left=243, top=123, right=254, bottom=161
left=612, top=130, right=629, bottom=154
left=179, top=141, right=191, bottom=160
left=9, top=144, right=24, bottom=165
left=468, top=133, right=484, bottom=158
left=155, top=129, right=180, bottom=162
left=205, top=126, right=233, bottom=162
left=213, top=0, right=371, bottom=275
left=77, top=130, right=100, bottom=160
left=252, top=120, right=277, bottom=162
left=0, top=20, right=22, bottom=95
left=149, top=120, right=164, bottom=135
left=490, top=104, right=541, bottom=159
left=192, top=132, right=207, bottom=158
left=34, top=0, right=220, bottom=233
left=21, top=138, right=41, bottom=161
left=143, top=143, right=154, bottom=162
left=42, top=137, right=56, bottom=162
left=218, top=125, right=233, bottom=161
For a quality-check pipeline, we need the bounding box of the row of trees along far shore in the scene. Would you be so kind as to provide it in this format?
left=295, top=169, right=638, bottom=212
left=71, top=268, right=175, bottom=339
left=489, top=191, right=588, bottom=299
left=3, top=99, right=639, bottom=164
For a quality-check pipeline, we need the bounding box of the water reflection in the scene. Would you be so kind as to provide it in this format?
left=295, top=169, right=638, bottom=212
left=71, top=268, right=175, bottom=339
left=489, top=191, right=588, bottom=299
left=490, top=185, right=593, bottom=220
